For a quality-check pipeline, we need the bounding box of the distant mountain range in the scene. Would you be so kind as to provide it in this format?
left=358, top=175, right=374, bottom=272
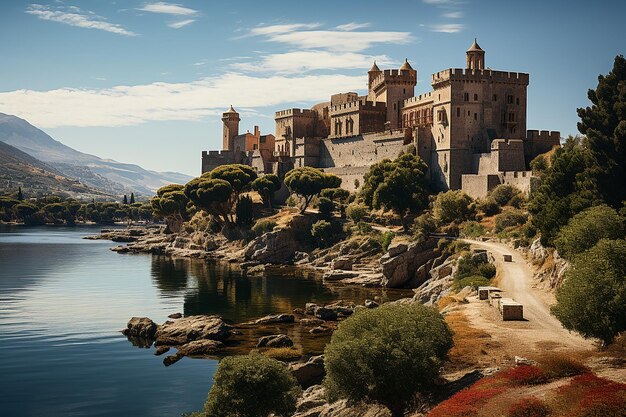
left=0, top=140, right=111, bottom=198
left=0, top=113, right=193, bottom=196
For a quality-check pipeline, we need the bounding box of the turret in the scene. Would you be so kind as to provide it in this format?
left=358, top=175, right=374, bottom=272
left=368, top=61, right=382, bottom=88
left=466, top=38, right=485, bottom=70
left=222, top=105, right=240, bottom=151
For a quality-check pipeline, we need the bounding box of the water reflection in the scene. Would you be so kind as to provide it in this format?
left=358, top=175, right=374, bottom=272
left=150, top=256, right=190, bottom=293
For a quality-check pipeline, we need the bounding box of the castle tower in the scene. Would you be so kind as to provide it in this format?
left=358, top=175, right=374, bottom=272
left=222, top=105, right=240, bottom=151
left=466, top=38, right=485, bottom=70
left=368, top=61, right=382, bottom=89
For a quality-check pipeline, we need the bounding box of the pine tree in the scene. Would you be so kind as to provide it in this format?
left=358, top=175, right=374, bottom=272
left=17, top=187, right=23, bottom=201
left=130, top=193, right=135, bottom=204
left=123, top=195, right=128, bottom=205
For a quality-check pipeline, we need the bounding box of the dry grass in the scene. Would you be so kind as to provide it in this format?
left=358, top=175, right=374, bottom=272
left=260, top=346, right=303, bottom=361
left=532, top=352, right=589, bottom=379
left=444, top=311, right=496, bottom=371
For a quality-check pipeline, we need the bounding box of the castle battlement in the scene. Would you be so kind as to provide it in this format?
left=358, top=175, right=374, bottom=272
left=329, top=99, right=385, bottom=113
left=432, top=68, right=529, bottom=85
left=526, top=130, right=560, bottom=142
left=371, top=68, right=417, bottom=91
left=202, top=150, right=237, bottom=157
left=275, top=108, right=316, bottom=119
left=491, top=138, right=525, bottom=150
left=404, top=92, right=434, bottom=107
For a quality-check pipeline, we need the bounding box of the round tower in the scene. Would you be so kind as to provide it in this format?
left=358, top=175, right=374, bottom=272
left=368, top=61, right=382, bottom=88
left=466, top=38, right=485, bottom=70
left=222, top=105, right=240, bottom=151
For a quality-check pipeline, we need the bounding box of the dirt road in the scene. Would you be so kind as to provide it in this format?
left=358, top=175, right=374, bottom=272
left=461, top=239, right=594, bottom=356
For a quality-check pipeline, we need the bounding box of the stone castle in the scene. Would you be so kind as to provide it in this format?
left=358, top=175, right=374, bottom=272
left=202, top=40, right=560, bottom=198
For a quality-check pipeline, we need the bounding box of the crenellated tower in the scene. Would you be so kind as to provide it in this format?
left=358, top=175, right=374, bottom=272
left=368, top=59, right=417, bottom=129
left=222, top=105, right=240, bottom=151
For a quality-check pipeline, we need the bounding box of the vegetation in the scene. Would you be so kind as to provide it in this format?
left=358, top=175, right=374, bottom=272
left=200, top=352, right=301, bottom=417
left=453, top=252, right=496, bottom=290
left=184, top=176, right=233, bottom=224
left=432, top=190, right=474, bottom=225
left=553, top=204, right=624, bottom=260
left=460, top=221, right=485, bottom=238
left=551, top=239, right=626, bottom=345
left=477, top=197, right=500, bottom=216
left=311, top=219, right=333, bottom=247
left=284, top=167, right=340, bottom=213
left=251, top=219, right=276, bottom=236
left=359, top=153, right=429, bottom=231
left=490, top=184, right=521, bottom=206
left=251, top=174, right=281, bottom=208
left=324, top=303, right=453, bottom=417
left=151, top=184, right=190, bottom=232
left=317, top=196, right=334, bottom=219
left=495, top=210, right=529, bottom=233
left=235, top=195, right=254, bottom=228
left=413, top=213, right=437, bottom=241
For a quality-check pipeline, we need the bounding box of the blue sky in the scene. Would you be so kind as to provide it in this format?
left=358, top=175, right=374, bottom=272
left=1, top=0, right=624, bottom=176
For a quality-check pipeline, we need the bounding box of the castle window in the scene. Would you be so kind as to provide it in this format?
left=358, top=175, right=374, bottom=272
left=474, top=94, right=478, bottom=101
left=507, top=95, right=514, bottom=104
left=516, top=97, right=520, bottom=105
left=474, top=113, right=477, bottom=120
left=468, top=110, right=471, bottom=116
left=508, top=112, right=515, bottom=122
left=493, top=94, right=498, bottom=101
left=457, top=107, right=460, bottom=117
left=403, top=88, right=406, bottom=94
left=464, top=93, right=469, bottom=102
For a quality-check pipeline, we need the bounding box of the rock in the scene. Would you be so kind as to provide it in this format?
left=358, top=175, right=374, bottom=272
left=168, top=312, right=183, bottom=319
left=256, top=334, right=294, bottom=348
left=330, top=256, right=353, bottom=271
left=154, top=346, right=170, bottom=356
left=123, top=317, right=158, bottom=339
left=111, top=245, right=130, bottom=253
left=471, top=250, right=489, bottom=264
left=300, top=318, right=324, bottom=326
left=323, top=270, right=358, bottom=281
left=305, top=303, right=318, bottom=315
left=309, top=326, right=331, bottom=334
left=314, top=307, right=338, bottom=321
left=412, top=274, right=454, bottom=306
left=290, top=355, right=325, bottom=388
left=292, top=385, right=392, bottom=417
left=154, top=315, right=232, bottom=345
left=293, top=251, right=311, bottom=264
left=380, top=238, right=439, bottom=288
left=163, top=354, right=183, bottom=366
left=515, top=356, right=538, bottom=366
left=178, top=339, right=224, bottom=356
left=244, top=215, right=313, bottom=264
left=387, top=242, right=408, bottom=257
left=254, top=314, right=295, bottom=325
left=246, top=264, right=266, bottom=274
left=293, top=308, right=305, bottom=315
left=364, top=299, right=379, bottom=309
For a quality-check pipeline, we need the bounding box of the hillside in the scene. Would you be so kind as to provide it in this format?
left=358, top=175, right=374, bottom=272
left=0, top=141, right=111, bottom=198
left=0, top=113, right=193, bottom=195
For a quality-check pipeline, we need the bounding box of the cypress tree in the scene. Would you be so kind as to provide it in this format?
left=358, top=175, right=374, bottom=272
left=130, top=192, right=135, bottom=204
left=17, top=187, right=23, bottom=201
left=123, top=194, right=128, bottom=205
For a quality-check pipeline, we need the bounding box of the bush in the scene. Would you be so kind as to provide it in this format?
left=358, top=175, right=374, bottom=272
left=552, top=239, right=626, bottom=345
left=317, top=196, right=334, bottom=219
left=203, top=352, right=301, bottom=417
left=508, top=397, right=551, bottom=417
left=433, top=190, right=474, bottom=224
left=508, top=193, right=526, bottom=209
left=495, top=210, right=529, bottom=232
left=252, top=220, right=276, bottom=236
left=311, top=220, right=333, bottom=247
left=324, top=303, right=453, bottom=417
left=537, top=354, right=589, bottom=379
left=530, top=154, right=548, bottom=175
left=554, top=204, right=625, bottom=260
left=413, top=213, right=437, bottom=240
left=460, top=221, right=485, bottom=238
left=477, top=263, right=496, bottom=279
left=286, top=196, right=296, bottom=207
left=355, top=221, right=373, bottom=234
left=477, top=197, right=500, bottom=216
left=235, top=195, right=254, bottom=228
left=320, top=187, right=350, bottom=202
left=490, top=184, right=520, bottom=206
left=346, top=203, right=368, bottom=223
left=379, top=231, right=395, bottom=252
left=453, top=275, right=490, bottom=291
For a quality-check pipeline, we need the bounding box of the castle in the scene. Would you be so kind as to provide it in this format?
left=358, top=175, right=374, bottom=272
left=202, top=40, right=560, bottom=198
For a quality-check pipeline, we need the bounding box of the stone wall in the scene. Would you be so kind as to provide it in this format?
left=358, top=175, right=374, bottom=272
left=202, top=150, right=239, bottom=174
left=322, top=166, right=370, bottom=193
left=461, top=173, right=501, bottom=199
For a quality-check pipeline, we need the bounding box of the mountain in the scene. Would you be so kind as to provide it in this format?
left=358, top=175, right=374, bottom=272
left=0, top=141, right=111, bottom=198
left=0, top=113, right=193, bottom=195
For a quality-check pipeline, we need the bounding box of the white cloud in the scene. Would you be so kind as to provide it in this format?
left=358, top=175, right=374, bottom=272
left=168, top=19, right=195, bottom=28
left=431, top=23, right=464, bottom=33
left=137, top=2, right=197, bottom=16
left=443, top=11, right=463, bottom=18
left=25, top=4, right=137, bottom=36
left=247, top=23, right=412, bottom=52
left=231, top=50, right=394, bottom=74
left=0, top=74, right=365, bottom=128
left=335, top=22, right=371, bottom=31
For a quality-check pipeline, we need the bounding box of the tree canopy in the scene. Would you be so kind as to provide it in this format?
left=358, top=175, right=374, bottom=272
left=284, top=167, right=341, bottom=213
left=251, top=174, right=281, bottom=208
left=184, top=176, right=233, bottom=224
left=432, top=190, right=474, bottom=225
left=151, top=184, right=191, bottom=232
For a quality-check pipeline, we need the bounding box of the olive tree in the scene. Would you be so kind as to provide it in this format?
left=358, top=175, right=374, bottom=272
left=203, top=352, right=301, bottom=417
left=324, top=303, right=453, bottom=417
left=432, top=190, right=474, bottom=225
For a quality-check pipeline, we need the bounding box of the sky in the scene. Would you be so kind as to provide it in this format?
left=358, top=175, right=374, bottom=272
left=1, top=0, right=624, bottom=176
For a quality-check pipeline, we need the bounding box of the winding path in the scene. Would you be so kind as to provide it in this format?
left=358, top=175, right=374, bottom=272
left=461, top=239, right=594, bottom=354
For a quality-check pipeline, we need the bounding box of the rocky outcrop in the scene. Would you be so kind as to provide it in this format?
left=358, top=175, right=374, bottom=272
left=525, top=238, right=569, bottom=288
left=412, top=258, right=457, bottom=306
left=380, top=238, right=439, bottom=288
left=290, top=355, right=325, bottom=388
left=330, top=256, right=353, bottom=271
left=256, top=334, right=293, bottom=348
left=253, top=314, right=295, bottom=325
left=305, top=301, right=355, bottom=321
left=245, top=214, right=313, bottom=264
left=123, top=317, right=158, bottom=339
left=291, top=385, right=391, bottom=417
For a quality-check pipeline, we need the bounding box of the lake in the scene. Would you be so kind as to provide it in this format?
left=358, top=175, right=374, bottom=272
left=0, top=225, right=409, bottom=417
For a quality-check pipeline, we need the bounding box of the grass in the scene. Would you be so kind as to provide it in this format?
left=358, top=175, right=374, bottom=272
left=444, top=311, right=495, bottom=370
left=259, top=347, right=303, bottom=361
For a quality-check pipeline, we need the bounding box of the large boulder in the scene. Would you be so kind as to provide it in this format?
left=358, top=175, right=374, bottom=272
left=253, top=314, right=295, bottom=325
left=330, top=256, right=353, bottom=271
left=291, top=385, right=391, bottom=417
left=123, top=317, right=158, bottom=339
left=154, top=315, right=232, bottom=345
left=244, top=214, right=313, bottom=264
left=256, top=334, right=294, bottom=348
left=290, top=355, right=325, bottom=388
left=380, top=238, right=439, bottom=288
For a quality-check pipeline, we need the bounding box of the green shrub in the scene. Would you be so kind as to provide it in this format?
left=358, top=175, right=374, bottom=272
left=311, top=220, right=333, bottom=247
left=477, top=263, right=496, bottom=279
left=453, top=275, right=490, bottom=291
left=355, top=221, right=373, bottom=234
left=413, top=213, right=437, bottom=240
left=495, top=210, right=529, bottom=232
left=552, top=239, right=626, bottom=345
left=554, top=204, right=625, bottom=260
left=508, top=193, right=526, bottom=209
left=433, top=190, right=474, bottom=224
left=235, top=195, right=254, bottom=228
left=477, top=197, right=500, bottom=216
left=252, top=220, right=276, bottom=236
left=324, top=303, right=453, bottom=417
left=346, top=203, right=368, bottom=223
left=530, top=154, right=548, bottom=175
left=460, top=221, right=485, bottom=238
left=490, top=184, right=520, bottom=206
left=286, top=196, right=296, bottom=207
left=317, top=196, right=334, bottom=219
left=203, top=352, right=301, bottom=417
left=320, top=187, right=350, bottom=202
left=379, top=231, right=395, bottom=252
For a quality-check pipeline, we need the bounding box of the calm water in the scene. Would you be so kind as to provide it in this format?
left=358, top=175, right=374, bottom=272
left=0, top=225, right=410, bottom=417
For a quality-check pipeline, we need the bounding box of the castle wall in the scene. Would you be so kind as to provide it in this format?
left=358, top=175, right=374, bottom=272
left=319, top=129, right=411, bottom=168
left=202, top=150, right=241, bottom=174
left=322, top=166, right=370, bottom=193
left=526, top=130, right=560, bottom=160
left=461, top=174, right=502, bottom=199
left=491, top=139, right=526, bottom=172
